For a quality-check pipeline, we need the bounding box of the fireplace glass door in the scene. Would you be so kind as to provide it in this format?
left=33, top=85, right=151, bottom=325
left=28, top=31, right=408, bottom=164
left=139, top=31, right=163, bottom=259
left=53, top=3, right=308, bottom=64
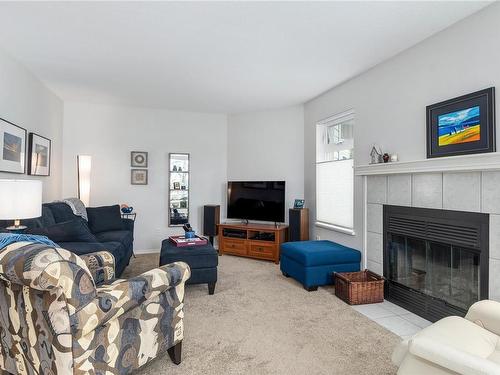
left=387, top=234, right=480, bottom=311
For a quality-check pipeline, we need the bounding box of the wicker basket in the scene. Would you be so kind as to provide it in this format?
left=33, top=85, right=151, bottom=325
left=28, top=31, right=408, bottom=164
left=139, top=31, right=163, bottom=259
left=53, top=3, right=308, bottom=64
left=333, top=269, right=384, bottom=305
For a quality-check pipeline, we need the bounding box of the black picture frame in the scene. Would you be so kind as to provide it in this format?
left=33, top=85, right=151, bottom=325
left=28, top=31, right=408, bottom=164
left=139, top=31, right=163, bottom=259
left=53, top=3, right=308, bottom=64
left=0, top=117, right=27, bottom=174
left=293, top=199, right=305, bottom=209
left=426, top=87, right=495, bottom=158
left=28, top=132, right=51, bottom=176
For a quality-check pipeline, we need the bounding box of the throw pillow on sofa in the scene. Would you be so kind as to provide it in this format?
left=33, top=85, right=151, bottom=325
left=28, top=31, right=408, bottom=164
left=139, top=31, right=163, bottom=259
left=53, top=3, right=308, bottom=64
left=45, top=202, right=79, bottom=223
left=26, top=219, right=98, bottom=243
left=86, top=205, right=123, bottom=233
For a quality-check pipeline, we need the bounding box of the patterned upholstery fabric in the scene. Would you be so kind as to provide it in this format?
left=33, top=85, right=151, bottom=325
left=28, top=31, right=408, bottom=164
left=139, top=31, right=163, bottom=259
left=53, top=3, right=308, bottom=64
left=80, top=251, right=116, bottom=284
left=0, top=241, right=190, bottom=374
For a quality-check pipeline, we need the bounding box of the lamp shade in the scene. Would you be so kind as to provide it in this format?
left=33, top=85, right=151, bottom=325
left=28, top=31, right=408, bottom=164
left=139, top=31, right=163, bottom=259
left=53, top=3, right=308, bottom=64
left=0, top=179, right=42, bottom=220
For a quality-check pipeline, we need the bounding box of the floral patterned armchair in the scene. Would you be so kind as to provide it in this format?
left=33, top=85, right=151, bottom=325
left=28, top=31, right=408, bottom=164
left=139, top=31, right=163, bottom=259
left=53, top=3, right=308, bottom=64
left=0, top=241, right=190, bottom=374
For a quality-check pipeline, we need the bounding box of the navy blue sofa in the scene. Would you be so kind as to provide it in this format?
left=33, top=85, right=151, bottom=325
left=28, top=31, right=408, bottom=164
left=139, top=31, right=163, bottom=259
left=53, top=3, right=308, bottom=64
left=0, top=203, right=134, bottom=277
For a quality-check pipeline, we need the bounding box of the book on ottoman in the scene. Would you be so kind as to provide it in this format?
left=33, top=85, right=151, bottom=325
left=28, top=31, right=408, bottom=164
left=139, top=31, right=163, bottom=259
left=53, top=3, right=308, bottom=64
left=169, top=235, right=208, bottom=247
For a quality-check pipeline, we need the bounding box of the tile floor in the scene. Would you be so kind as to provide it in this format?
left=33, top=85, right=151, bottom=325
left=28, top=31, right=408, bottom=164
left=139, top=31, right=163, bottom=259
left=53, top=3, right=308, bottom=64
left=352, top=300, right=432, bottom=340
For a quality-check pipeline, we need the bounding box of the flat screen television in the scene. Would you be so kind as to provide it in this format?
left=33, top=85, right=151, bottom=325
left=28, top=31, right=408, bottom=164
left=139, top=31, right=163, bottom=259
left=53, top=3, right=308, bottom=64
left=227, top=181, right=285, bottom=223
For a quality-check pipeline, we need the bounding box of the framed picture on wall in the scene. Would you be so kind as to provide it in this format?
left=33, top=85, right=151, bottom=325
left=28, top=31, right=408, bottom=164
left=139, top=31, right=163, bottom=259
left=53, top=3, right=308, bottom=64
left=427, top=87, right=495, bottom=158
left=28, top=133, right=51, bottom=176
left=0, top=117, right=26, bottom=174
left=131, top=151, right=148, bottom=167
left=131, top=169, right=148, bottom=185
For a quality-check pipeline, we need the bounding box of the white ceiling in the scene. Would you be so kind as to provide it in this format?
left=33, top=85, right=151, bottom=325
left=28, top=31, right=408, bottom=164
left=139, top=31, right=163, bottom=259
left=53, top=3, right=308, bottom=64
left=0, top=1, right=491, bottom=114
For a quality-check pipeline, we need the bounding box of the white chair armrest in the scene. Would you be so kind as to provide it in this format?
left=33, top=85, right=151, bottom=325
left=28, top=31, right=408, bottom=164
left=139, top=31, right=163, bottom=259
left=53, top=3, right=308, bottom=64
left=410, top=336, right=500, bottom=375
left=466, top=300, right=500, bottom=336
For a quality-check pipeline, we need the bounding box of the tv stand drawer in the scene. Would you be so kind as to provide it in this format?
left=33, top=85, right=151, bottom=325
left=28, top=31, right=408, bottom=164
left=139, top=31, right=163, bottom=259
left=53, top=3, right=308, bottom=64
left=248, top=242, right=275, bottom=258
left=222, top=239, right=247, bottom=255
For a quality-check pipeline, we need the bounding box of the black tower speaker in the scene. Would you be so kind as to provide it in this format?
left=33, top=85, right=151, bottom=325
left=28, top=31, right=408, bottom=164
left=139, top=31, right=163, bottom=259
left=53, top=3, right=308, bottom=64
left=289, top=208, right=309, bottom=242
left=203, top=205, right=220, bottom=245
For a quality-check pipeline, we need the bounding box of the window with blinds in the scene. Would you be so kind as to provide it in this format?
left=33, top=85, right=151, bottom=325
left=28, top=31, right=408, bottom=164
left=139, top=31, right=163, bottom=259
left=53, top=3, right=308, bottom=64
left=316, top=110, right=354, bottom=234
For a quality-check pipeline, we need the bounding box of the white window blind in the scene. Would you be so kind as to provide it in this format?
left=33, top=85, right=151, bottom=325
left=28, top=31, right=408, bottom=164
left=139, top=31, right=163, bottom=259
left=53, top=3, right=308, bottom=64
left=316, top=110, right=354, bottom=233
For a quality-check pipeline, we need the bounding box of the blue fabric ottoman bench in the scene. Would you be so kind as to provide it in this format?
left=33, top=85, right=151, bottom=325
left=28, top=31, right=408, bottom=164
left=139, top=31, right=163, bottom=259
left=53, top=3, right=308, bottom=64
left=280, top=240, right=361, bottom=291
left=160, top=239, right=218, bottom=295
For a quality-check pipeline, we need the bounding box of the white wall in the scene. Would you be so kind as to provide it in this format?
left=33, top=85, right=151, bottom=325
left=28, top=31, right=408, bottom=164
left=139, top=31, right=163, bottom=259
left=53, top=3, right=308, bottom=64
left=62, top=101, right=227, bottom=252
left=304, top=3, right=500, bottom=251
left=227, top=105, right=304, bottom=223
left=0, top=48, right=63, bottom=202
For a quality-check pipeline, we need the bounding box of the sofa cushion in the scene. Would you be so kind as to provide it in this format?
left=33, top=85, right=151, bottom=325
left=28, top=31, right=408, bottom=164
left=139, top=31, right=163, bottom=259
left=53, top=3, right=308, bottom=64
left=101, top=241, right=122, bottom=255
left=57, top=241, right=107, bottom=256
left=40, top=205, right=57, bottom=227
left=280, top=240, right=361, bottom=267
left=26, top=219, right=98, bottom=243
left=87, top=205, right=123, bottom=233
left=95, top=230, right=133, bottom=247
left=44, top=202, right=79, bottom=223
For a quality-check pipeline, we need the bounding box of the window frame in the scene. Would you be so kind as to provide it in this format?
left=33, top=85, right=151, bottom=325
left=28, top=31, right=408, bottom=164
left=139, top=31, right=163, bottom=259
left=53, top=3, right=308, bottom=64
left=315, top=109, right=355, bottom=236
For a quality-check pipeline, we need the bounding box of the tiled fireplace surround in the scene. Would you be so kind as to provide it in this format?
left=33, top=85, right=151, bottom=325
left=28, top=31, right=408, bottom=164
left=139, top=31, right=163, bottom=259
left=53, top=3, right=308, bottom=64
left=364, top=170, right=500, bottom=302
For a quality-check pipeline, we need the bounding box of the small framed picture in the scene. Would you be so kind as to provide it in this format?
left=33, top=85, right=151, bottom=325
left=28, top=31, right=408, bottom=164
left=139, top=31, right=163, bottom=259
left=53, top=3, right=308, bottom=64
left=131, top=151, right=148, bottom=167
left=293, top=199, right=305, bottom=209
left=0, top=118, right=26, bottom=174
left=28, top=133, right=51, bottom=176
left=131, top=169, right=148, bottom=185
left=173, top=182, right=181, bottom=190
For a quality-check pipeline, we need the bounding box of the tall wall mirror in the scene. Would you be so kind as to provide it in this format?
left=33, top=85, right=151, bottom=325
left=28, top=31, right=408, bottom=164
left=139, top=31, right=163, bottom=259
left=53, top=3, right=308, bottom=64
left=168, top=153, right=190, bottom=226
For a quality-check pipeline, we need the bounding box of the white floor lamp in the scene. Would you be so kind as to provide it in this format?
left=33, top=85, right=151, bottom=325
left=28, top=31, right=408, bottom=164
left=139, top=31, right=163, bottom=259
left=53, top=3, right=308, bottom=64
left=77, top=155, right=92, bottom=206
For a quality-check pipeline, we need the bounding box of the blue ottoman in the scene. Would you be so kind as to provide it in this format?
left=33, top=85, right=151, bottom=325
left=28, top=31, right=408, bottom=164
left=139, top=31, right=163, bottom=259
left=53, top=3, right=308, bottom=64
left=280, top=240, right=361, bottom=291
left=160, top=239, right=218, bottom=295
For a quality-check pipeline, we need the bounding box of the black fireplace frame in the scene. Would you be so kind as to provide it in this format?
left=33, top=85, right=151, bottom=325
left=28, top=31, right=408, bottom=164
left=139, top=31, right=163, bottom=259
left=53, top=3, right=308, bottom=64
left=383, top=205, right=489, bottom=322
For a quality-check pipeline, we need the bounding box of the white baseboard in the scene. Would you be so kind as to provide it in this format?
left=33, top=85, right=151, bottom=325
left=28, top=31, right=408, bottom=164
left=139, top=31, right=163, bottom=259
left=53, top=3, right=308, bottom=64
left=133, top=248, right=160, bottom=255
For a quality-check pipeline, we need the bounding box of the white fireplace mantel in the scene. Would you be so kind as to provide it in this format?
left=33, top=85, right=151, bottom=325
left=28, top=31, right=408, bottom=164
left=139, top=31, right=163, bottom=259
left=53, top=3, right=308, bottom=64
left=355, top=152, right=500, bottom=176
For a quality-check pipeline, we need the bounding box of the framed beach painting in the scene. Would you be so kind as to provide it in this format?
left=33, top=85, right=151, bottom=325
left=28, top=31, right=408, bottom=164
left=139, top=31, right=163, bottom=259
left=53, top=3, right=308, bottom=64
left=28, top=133, right=51, bottom=176
left=427, top=87, right=495, bottom=158
left=0, top=118, right=26, bottom=174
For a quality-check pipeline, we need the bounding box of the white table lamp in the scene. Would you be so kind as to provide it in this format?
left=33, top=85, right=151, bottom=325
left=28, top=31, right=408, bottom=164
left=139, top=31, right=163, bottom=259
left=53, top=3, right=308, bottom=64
left=0, top=179, right=42, bottom=230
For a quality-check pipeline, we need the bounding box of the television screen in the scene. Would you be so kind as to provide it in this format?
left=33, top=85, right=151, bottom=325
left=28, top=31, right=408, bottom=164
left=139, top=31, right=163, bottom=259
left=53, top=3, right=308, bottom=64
left=227, top=181, right=285, bottom=223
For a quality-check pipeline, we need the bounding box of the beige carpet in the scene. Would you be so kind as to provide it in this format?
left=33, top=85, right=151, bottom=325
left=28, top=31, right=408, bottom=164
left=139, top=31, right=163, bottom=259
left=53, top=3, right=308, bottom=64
left=124, top=254, right=399, bottom=375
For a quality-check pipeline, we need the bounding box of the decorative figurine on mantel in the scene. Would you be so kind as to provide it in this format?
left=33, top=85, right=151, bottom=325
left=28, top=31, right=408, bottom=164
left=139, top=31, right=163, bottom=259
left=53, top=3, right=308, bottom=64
left=370, top=144, right=383, bottom=164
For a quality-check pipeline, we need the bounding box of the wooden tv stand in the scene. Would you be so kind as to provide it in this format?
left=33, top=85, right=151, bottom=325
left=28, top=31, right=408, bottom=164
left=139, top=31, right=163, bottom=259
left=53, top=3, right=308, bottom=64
left=218, top=222, right=288, bottom=264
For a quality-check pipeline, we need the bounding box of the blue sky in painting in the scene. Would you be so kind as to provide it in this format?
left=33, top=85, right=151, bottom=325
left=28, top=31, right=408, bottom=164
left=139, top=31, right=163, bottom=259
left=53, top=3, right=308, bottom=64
left=438, top=106, right=480, bottom=128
